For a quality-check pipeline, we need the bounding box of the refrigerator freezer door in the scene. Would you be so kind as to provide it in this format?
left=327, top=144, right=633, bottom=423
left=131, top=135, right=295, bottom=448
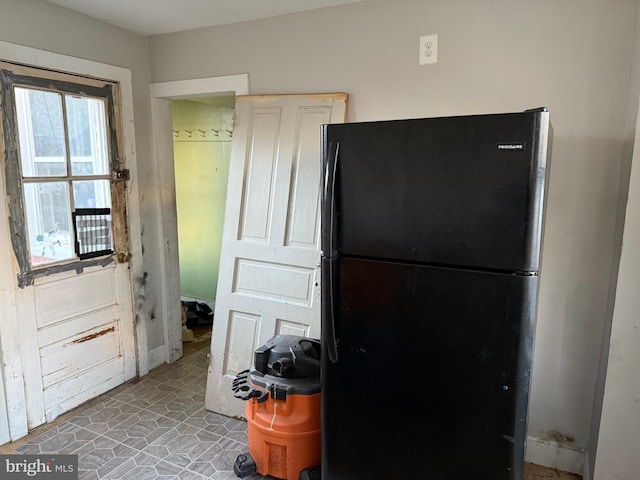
left=322, top=110, right=549, bottom=272
left=321, top=257, right=538, bottom=480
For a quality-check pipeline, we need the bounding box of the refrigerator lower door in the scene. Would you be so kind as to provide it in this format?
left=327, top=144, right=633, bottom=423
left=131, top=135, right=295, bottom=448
left=321, top=257, right=538, bottom=480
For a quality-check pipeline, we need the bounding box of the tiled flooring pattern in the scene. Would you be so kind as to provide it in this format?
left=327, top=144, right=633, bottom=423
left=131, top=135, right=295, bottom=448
left=12, top=348, right=265, bottom=480
left=4, top=345, right=581, bottom=480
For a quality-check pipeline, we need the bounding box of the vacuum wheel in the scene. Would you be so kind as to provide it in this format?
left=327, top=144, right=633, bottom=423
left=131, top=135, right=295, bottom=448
left=233, top=453, right=256, bottom=478
left=299, top=466, right=321, bottom=480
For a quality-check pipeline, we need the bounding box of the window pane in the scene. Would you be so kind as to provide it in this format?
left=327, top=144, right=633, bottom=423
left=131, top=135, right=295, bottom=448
left=24, top=182, right=73, bottom=266
left=73, top=180, right=111, bottom=209
left=66, top=95, right=109, bottom=176
left=15, top=88, right=67, bottom=177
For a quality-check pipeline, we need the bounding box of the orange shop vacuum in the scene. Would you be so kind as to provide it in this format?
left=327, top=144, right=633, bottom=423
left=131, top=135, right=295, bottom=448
left=232, top=335, right=321, bottom=480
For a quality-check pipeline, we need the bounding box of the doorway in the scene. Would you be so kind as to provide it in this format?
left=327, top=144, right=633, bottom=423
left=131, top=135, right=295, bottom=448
left=148, top=74, right=249, bottom=368
left=171, top=96, right=235, bottom=356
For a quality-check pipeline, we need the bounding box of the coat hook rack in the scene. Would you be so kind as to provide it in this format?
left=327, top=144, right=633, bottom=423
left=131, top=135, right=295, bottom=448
left=171, top=127, right=232, bottom=139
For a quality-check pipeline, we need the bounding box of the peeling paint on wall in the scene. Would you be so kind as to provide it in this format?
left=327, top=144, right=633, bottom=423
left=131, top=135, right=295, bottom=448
left=17, top=256, right=115, bottom=288
left=1, top=68, right=29, bottom=283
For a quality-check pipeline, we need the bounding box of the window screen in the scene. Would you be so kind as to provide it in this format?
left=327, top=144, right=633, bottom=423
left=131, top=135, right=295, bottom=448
left=72, top=208, right=114, bottom=259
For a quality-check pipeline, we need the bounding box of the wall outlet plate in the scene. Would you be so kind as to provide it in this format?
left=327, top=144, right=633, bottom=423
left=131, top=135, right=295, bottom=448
left=419, top=34, right=438, bottom=65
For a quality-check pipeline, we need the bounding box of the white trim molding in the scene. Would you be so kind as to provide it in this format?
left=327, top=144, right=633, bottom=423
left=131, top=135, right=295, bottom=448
left=150, top=74, right=249, bottom=100
left=147, top=345, right=167, bottom=372
left=526, top=435, right=586, bottom=475
left=583, top=451, right=591, bottom=480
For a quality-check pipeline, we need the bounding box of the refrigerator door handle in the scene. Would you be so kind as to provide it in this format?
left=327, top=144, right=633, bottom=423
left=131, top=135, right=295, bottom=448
left=326, top=256, right=339, bottom=363
left=324, top=141, right=340, bottom=363
left=322, top=141, right=340, bottom=258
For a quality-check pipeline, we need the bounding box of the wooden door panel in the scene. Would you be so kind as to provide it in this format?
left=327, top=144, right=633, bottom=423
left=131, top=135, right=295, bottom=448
left=32, top=264, right=131, bottom=422
left=37, top=306, right=119, bottom=351
left=42, top=358, right=126, bottom=421
left=239, top=107, right=281, bottom=242
left=205, top=93, right=347, bottom=418
left=34, top=268, right=118, bottom=327
left=285, top=105, right=334, bottom=248
left=233, top=258, right=315, bottom=306
left=40, top=321, right=121, bottom=387
left=221, top=310, right=261, bottom=378
left=275, top=317, right=311, bottom=337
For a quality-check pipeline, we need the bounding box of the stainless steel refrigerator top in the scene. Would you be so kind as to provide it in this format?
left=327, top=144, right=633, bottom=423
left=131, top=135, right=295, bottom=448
left=320, top=109, right=551, bottom=480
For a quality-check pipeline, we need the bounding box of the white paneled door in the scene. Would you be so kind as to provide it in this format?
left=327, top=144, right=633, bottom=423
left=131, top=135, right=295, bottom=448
left=0, top=61, right=137, bottom=432
left=205, top=94, right=347, bottom=417
left=22, top=265, right=136, bottom=424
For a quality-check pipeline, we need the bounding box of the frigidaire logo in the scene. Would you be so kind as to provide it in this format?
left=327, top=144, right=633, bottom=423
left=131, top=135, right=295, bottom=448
left=497, top=142, right=526, bottom=151
left=0, top=455, right=77, bottom=479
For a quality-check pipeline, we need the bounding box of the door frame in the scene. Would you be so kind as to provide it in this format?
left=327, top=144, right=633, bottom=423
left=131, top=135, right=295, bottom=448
left=0, top=40, right=144, bottom=441
left=148, top=74, right=249, bottom=369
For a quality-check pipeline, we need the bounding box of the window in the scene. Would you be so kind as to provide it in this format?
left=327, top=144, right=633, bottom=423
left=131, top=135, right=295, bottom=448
left=0, top=63, right=127, bottom=286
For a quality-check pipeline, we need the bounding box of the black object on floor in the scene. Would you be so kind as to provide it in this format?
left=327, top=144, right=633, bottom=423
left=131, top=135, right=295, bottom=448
left=233, top=453, right=257, bottom=478
left=299, top=466, right=321, bottom=480
left=183, top=300, right=214, bottom=329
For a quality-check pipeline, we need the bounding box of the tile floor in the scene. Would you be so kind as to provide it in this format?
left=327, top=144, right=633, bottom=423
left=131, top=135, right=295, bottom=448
left=4, top=348, right=265, bottom=480
left=1, top=344, right=581, bottom=480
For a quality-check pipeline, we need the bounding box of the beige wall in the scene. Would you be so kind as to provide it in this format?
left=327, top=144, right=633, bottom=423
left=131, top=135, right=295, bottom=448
left=149, top=0, right=639, bottom=467
left=594, top=88, right=640, bottom=479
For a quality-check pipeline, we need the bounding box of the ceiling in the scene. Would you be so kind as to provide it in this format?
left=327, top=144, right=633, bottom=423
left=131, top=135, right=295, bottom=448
left=44, top=0, right=365, bottom=36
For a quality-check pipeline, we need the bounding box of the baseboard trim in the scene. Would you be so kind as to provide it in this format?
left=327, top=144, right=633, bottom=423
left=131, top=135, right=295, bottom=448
left=147, top=345, right=166, bottom=371
left=583, top=450, right=591, bottom=480
left=526, top=435, right=585, bottom=475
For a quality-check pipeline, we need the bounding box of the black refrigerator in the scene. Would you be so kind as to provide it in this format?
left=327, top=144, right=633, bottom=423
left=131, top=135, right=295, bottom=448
left=320, top=109, right=551, bottom=480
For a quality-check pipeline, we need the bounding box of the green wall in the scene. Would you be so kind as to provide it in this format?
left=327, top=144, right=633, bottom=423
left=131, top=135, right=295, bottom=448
left=172, top=99, right=233, bottom=301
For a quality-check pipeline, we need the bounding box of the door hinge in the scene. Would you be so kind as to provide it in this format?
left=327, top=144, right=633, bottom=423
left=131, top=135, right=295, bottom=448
left=112, top=169, right=130, bottom=182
